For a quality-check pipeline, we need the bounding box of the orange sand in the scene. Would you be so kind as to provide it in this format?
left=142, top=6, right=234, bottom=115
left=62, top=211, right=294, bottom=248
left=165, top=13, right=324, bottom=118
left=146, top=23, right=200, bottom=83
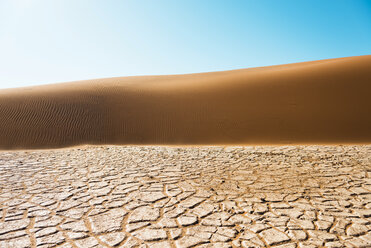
left=0, top=55, right=370, bottom=149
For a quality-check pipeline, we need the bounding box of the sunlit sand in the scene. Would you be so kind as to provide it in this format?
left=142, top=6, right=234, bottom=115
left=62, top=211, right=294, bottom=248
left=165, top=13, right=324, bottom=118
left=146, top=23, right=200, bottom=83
left=0, top=55, right=370, bottom=149
left=0, top=56, right=370, bottom=247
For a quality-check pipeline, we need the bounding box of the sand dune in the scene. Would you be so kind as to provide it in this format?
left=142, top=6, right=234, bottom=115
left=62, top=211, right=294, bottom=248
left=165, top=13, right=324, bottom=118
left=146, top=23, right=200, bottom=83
left=0, top=55, right=370, bottom=149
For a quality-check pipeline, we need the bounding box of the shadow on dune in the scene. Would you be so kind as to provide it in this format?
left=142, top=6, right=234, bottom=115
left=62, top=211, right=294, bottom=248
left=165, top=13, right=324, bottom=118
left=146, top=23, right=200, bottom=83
left=0, top=55, right=370, bottom=149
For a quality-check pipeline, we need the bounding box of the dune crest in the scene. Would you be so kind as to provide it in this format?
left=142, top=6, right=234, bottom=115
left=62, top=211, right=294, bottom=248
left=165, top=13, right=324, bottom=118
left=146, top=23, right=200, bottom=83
left=0, top=55, right=370, bottom=149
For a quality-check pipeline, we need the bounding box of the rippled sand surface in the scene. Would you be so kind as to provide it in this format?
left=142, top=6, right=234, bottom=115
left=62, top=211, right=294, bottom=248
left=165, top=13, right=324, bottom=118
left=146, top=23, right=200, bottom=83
left=1, top=55, right=371, bottom=149
left=1, top=145, right=370, bottom=247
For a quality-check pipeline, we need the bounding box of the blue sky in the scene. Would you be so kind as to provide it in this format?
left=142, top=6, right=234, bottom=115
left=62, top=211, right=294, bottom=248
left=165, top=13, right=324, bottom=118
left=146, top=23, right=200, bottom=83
left=0, top=0, right=370, bottom=89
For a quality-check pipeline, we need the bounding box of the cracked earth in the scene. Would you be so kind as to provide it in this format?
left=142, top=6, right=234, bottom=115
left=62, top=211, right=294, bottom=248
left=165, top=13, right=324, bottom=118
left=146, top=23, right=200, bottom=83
left=0, top=146, right=370, bottom=248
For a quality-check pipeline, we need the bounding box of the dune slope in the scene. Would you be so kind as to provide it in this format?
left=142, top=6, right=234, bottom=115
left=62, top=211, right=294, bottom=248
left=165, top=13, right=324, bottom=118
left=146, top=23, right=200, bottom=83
left=0, top=55, right=370, bottom=149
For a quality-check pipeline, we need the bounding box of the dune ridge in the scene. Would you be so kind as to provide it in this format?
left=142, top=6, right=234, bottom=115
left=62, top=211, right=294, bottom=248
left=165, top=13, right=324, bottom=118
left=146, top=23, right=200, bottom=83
left=0, top=55, right=370, bottom=149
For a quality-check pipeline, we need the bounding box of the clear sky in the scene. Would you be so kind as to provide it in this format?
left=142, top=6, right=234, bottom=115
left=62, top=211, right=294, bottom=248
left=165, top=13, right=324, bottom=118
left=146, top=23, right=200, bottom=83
left=0, top=0, right=370, bottom=89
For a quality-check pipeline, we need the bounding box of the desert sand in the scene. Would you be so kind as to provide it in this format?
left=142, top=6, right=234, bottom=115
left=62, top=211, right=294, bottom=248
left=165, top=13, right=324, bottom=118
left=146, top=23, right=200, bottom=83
left=1, top=145, right=370, bottom=247
left=0, top=55, right=370, bottom=149
left=1, top=56, right=371, bottom=247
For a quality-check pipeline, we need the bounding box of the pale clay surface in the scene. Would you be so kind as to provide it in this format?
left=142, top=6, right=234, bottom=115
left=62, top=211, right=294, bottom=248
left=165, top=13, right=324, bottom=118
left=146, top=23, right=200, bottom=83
left=0, top=145, right=370, bottom=248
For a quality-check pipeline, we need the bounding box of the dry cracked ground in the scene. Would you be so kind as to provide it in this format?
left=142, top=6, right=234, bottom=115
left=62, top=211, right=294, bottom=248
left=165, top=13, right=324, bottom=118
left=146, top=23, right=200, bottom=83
left=0, top=145, right=371, bottom=248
